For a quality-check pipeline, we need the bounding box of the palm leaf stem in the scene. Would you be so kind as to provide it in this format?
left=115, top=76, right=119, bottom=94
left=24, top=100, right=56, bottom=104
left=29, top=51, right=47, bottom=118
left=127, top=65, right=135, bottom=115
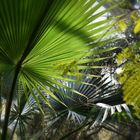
left=10, top=117, right=19, bottom=140
left=86, top=127, right=102, bottom=137
left=1, top=66, right=19, bottom=140
left=102, top=125, right=127, bottom=137
left=59, top=119, right=90, bottom=140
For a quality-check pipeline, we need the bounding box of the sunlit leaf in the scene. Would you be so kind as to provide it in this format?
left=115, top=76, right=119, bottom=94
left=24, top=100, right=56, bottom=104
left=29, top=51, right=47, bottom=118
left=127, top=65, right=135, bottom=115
left=134, top=19, right=140, bottom=34
left=117, top=20, right=127, bottom=32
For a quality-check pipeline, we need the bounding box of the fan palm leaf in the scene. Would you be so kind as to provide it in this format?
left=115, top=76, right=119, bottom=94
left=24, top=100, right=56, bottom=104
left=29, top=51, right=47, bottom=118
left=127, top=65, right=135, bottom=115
left=43, top=75, right=132, bottom=139
left=9, top=93, right=38, bottom=140
left=46, top=75, right=131, bottom=124
left=0, top=0, right=119, bottom=139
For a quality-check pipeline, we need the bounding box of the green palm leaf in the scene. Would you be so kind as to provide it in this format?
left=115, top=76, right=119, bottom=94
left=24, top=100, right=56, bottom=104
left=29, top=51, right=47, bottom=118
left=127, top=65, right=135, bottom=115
left=0, top=0, right=119, bottom=139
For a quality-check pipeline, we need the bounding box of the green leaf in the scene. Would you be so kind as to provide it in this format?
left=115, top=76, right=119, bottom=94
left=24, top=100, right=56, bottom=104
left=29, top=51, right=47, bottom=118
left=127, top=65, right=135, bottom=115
left=117, top=20, right=127, bottom=32
left=134, top=19, right=140, bottom=34
left=0, top=0, right=119, bottom=119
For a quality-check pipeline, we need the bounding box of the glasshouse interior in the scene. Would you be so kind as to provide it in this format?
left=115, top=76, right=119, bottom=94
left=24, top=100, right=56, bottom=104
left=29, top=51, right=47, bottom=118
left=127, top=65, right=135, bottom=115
left=0, top=0, right=140, bottom=140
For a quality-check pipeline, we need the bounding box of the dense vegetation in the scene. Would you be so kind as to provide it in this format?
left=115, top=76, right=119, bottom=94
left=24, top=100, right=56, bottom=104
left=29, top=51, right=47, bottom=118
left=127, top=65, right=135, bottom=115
left=0, top=0, right=140, bottom=140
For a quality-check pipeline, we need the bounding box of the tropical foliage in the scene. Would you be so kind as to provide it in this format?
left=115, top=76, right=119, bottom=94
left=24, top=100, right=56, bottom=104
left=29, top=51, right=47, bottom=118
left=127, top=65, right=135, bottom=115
left=117, top=43, right=140, bottom=119
left=115, top=5, right=140, bottom=119
left=0, top=0, right=140, bottom=140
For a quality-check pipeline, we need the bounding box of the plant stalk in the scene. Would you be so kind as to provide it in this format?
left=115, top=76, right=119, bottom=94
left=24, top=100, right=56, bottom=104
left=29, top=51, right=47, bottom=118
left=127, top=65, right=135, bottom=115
left=10, top=117, right=19, bottom=140
left=1, top=66, right=20, bottom=140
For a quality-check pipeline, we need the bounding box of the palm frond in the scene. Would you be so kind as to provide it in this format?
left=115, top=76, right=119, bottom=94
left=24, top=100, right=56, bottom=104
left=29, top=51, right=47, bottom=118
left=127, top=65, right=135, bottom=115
left=0, top=0, right=121, bottom=138
left=46, top=75, right=130, bottom=126
left=0, top=0, right=118, bottom=90
left=9, top=92, right=38, bottom=139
